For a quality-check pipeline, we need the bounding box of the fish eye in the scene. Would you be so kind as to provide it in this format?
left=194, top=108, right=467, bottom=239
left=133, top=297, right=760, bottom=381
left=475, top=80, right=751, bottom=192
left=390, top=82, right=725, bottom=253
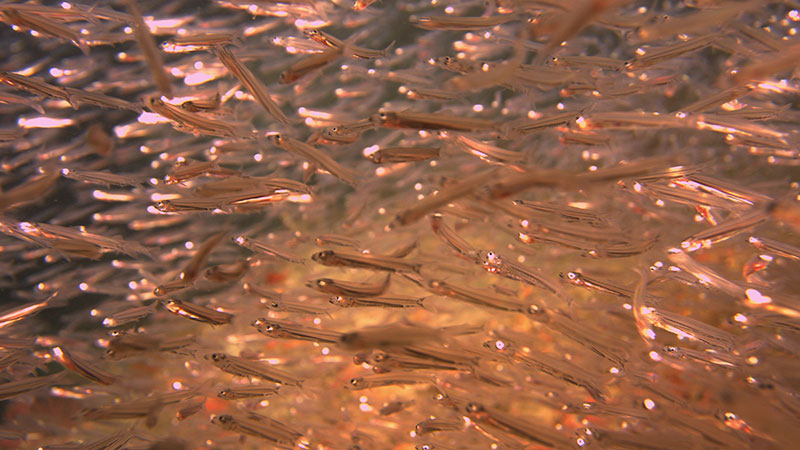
left=373, top=352, right=387, bottom=362
left=465, top=402, right=483, bottom=413
left=269, top=301, right=279, bottom=308
left=349, top=377, right=361, bottom=386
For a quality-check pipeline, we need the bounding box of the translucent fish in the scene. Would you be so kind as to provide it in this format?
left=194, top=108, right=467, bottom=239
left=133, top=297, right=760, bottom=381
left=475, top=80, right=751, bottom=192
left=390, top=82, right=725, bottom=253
left=280, top=47, right=343, bottom=84
left=251, top=318, right=343, bottom=344
left=52, top=346, right=117, bottom=385
left=218, top=384, right=280, bottom=400
left=370, top=111, right=498, bottom=132
left=101, top=303, right=156, bottom=327
left=464, top=402, right=575, bottom=447
left=165, top=160, right=238, bottom=184
left=212, top=45, right=289, bottom=124
left=314, top=234, right=361, bottom=249
left=748, top=236, right=800, bottom=261
left=0, top=373, right=63, bottom=401
left=330, top=295, right=427, bottom=309
left=124, top=0, right=172, bottom=96
left=164, top=299, right=233, bottom=326
left=307, top=274, right=390, bottom=298
left=234, top=235, right=305, bottom=264
left=204, top=353, right=304, bottom=386
left=392, top=167, right=504, bottom=227
left=303, top=28, right=392, bottom=59
left=266, top=134, right=358, bottom=186
left=426, top=279, right=525, bottom=312
left=410, top=15, right=519, bottom=30
left=311, top=249, right=422, bottom=273
left=60, top=168, right=144, bottom=187
left=0, top=71, right=72, bottom=104
left=429, top=215, right=479, bottom=259
left=367, top=146, right=440, bottom=164
left=338, top=322, right=480, bottom=350
left=211, top=413, right=309, bottom=448
left=144, top=96, right=253, bottom=139
left=346, top=371, right=437, bottom=390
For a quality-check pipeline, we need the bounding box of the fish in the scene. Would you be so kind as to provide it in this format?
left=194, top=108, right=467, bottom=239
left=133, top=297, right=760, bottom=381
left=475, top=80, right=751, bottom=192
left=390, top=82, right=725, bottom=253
left=144, top=96, right=253, bottom=139
left=124, top=0, right=172, bottom=96
left=204, top=353, right=304, bottom=386
left=251, top=318, right=343, bottom=344
left=211, top=413, right=309, bottom=447
left=163, top=299, right=233, bottom=326
left=311, top=249, right=422, bottom=273
left=303, top=28, right=392, bottom=59
left=370, top=111, right=498, bottom=132
left=346, top=371, right=437, bottom=390
left=218, top=384, right=281, bottom=400
left=234, top=235, right=305, bottom=264
left=0, top=373, right=63, bottom=401
left=265, top=134, right=358, bottom=186
left=330, top=295, right=427, bottom=309
left=338, top=322, right=480, bottom=350
left=410, top=14, right=520, bottom=30
left=426, top=279, right=526, bottom=312
left=280, top=47, right=343, bottom=84
left=307, top=275, right=390, bottom=298
left=212, top=45, right=289, bottom=124
left=51, top=346, right=117, bottom=385
left=367, top=146, right=440, bottom=164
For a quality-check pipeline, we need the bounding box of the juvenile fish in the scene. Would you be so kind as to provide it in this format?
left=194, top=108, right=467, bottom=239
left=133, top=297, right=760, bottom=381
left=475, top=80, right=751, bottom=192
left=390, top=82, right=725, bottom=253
left=429, top=214, right=479, bottom=259
left=367, top=146, right=440, bottom=164
left=124, top=0, right=172, bottom=96
left=346, top=371, right=436, bottom=390
left=411, top=14, right=519, bottom=30
left=145, top=96, right=253, bottom=139
left=748, top=236, right=800, bottom=261
left=392, top=167, right=504, bottom=227
left=307, top=275, right=390, bottom=298
left=211, top=413, right=308, bottom=447
left=426, top=279, right=526, bottom=312
left=212, top=45, right=289, bottom=124
left=60, top=168, right=143, bottom=187
left=330, top=295, right=427, bottom=309
left=205, top=353, right=303, bottom=386
left=266, top=134, right=358, bottom=186
left=280, top=47, right=343, bottom=84
left=164, top=299, right=233, bottom=326
left=338, top=322, right=479, bottom=350
left=234, top=235, right=305, bottom=264
left=264, top=298, right=332, bottom=316
left=303, top=28, right=391, bottom=59
left=52, top=346, right=117, bottom=385
left=252, top=318, right=343, bottom=344
left=371, top=111, right=498, bottom=132
left=218, top=384, right=280, bottom=400
left=0, top=373, right=63, bottom=401
left=311, top=249, right=422, bottom=273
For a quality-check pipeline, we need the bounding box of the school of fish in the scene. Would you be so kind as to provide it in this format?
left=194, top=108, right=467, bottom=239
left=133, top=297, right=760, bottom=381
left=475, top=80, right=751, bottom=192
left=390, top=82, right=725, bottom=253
left=1, top=0, right=800, bottom=448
